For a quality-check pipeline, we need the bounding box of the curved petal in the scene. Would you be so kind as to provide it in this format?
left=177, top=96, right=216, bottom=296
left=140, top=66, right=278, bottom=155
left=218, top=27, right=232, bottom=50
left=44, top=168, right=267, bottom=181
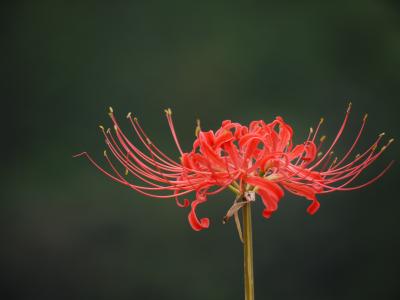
left=214, top=130, right=234, bottom=148
left=306, top=199, right=320, bottom=215
left=282, top=181, right=321, bottom=215
left=198, top=133, right=226, bottom=169
left=187, top=194, right=210, bottom=231
left=246, top=177, right=284, bottom=219
left=174, top=186, right=190, bottom=208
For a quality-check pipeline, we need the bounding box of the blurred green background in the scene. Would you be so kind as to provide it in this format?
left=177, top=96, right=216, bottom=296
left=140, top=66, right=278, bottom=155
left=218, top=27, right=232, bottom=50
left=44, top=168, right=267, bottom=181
left=2, top=1, right=399, bottom=299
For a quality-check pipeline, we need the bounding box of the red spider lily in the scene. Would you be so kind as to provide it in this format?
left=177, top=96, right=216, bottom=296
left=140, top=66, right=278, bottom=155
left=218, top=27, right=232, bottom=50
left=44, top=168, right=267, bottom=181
left=75, top=104, right=394, bottom=231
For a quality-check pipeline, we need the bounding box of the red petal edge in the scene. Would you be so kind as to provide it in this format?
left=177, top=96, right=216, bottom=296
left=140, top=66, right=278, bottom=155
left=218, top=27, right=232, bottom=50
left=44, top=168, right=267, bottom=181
left=187, top=197, right=210, bottom=231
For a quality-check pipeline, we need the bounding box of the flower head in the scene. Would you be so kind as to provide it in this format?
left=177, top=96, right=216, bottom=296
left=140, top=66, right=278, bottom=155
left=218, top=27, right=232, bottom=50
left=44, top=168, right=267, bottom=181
left=75, top=104, right=394, bottom=231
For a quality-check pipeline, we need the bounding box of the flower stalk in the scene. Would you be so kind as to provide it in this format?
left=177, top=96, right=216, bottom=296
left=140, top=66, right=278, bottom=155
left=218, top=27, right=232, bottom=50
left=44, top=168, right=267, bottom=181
left=243, top=199, right=254, bottom=300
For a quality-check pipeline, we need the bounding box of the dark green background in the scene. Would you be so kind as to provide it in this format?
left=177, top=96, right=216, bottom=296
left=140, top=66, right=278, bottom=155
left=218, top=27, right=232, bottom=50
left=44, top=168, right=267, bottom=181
left=2, top=1, right=399, bottom=299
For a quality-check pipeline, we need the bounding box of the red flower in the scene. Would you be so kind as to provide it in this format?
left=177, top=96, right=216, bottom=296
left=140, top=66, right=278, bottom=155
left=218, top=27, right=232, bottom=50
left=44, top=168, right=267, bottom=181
left=75, top=104, right=394, bottom=231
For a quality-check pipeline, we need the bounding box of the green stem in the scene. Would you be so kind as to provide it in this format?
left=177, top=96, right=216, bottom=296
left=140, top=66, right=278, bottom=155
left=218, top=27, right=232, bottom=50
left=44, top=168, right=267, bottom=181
left=242, top=200, right=255, bottom=300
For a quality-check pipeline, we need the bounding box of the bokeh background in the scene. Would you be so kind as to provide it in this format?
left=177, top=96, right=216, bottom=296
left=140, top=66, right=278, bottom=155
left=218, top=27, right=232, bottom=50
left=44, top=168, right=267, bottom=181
left=2, top=1, right=400, bottom=299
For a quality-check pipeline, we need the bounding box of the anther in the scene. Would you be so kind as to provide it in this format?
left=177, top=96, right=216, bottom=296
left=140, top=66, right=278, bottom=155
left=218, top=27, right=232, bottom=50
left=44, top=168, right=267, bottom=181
left=126, top=112, right=132, bottom=119
left=103, top=150, right=107, bottom=157
left=379, top=132, right=386, bottom=137
left=164, top=108, right=172, bottom=115
left=317, top=152, right=323, bottom=157
left=347, top=101, right=352, bottom=113
left=195, top=118, right=201, bottom=137
left=109, top=106, right=114, bottom=113
left=320, top=135, right=326, bottom=143
left=320, top=117, right=324, bottom=124
left=99, top=125, right=104, bottom=130
left=310, top=127, right=314, bottom=134
left=382, top=138, right=394, bottom=151
left=363, top=113, right=368, bottom=122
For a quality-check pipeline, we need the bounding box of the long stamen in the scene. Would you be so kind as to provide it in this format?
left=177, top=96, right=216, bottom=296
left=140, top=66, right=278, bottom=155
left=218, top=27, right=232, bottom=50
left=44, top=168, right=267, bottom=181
left=310, top=102, right=352, bottom=170
left=331, top=113, right=368, bottom=170
left=165, top=108, right=184, bottom=155
left=311, top=117, right=324, bottom=143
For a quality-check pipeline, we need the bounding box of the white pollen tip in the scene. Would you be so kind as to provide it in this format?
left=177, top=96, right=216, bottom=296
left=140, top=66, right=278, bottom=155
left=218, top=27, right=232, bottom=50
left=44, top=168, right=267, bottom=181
left=310, top=127, right=314, bottom=133
left=164, top=108, right=172, bottom=115
left=347, top=101, right=352, bottom=113
left=126, top=112, right=132, bottom=118
left=103, top=150, right=107, bottom=156
left=320, top=117, right=324, bottom=124
left=99, top=125, right=104, bottom=130
left=379, top=132, right=386, bottom=137
left=109, top=106, right=113, bottom=113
